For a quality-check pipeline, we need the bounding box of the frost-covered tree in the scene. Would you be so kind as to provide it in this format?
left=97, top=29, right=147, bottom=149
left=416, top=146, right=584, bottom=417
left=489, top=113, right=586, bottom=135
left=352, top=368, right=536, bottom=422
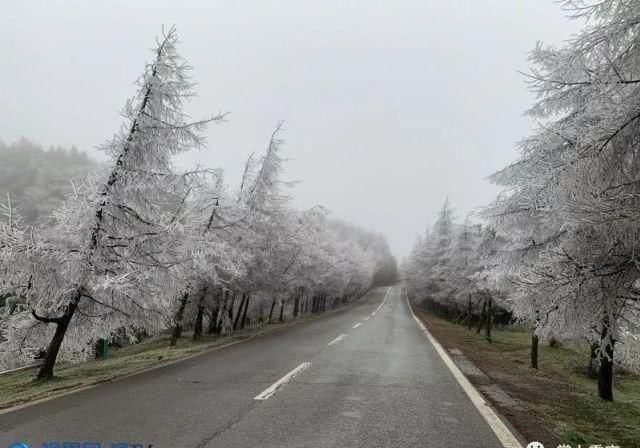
left=404, top=198, right=510, bottom=340
left=487, top=0, right=640, bottom=400
left=0, top=27, right=222, bottom=379
left=406, top=199, right=460, bottom=307
left=450, top=217, right=483, bottom=329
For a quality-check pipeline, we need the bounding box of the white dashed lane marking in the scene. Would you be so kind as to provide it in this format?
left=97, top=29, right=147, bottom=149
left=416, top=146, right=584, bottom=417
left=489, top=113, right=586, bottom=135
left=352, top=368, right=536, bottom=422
left=328, top=334, right=348, bottom=346
left=254, top=362, right=312, bottom=400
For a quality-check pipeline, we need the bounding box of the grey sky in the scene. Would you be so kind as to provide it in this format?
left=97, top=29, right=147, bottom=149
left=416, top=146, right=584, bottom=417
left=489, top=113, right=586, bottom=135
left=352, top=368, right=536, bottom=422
left=1, top=1, right=578, bottom=256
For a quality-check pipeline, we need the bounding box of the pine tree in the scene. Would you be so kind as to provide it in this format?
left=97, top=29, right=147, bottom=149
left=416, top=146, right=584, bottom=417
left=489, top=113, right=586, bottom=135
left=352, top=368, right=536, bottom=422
left=21, top=27, right=220, bottom=379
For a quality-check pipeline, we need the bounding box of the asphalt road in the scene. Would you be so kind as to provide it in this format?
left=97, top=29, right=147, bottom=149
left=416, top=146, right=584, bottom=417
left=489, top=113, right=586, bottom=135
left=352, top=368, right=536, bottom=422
left=1, top=287, right=505, bottom=448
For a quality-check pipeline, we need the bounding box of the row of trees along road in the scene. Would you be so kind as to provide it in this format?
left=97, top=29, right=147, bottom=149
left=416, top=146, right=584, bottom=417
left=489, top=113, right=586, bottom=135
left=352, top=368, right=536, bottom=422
left=0, top=27, right=398, bottom=380
left=405, top=1, right=640, bottom=402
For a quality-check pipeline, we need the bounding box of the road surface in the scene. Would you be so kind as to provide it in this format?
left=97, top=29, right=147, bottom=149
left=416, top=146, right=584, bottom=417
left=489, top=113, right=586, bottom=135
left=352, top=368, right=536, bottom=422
left=1, top=287, right=507, bottom=447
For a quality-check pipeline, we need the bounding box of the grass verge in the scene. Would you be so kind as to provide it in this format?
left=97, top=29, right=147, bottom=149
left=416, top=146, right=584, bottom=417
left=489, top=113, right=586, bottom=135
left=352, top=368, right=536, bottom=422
left=412, top=306, right=640, bottom=448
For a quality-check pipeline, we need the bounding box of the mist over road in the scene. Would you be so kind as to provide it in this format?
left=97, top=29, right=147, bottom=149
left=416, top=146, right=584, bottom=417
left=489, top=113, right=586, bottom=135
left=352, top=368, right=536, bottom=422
left=1, top=287, right=506, bottom=447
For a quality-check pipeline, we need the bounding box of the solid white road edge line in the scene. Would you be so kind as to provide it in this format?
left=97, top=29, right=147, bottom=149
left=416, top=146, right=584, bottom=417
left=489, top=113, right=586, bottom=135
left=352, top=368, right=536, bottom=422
left=364, top=316, right=370, bottom=321
left=405, top=291, right=523, bottom=448
left=254, top=362, right=312, bottom=400
left=328, top=334, right=348, bottom=346
left=352, top=322, right=362, bottom=329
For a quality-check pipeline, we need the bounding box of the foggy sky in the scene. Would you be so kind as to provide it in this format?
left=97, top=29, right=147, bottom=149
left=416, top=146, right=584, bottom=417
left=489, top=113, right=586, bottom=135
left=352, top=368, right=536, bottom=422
left=1, top=1, right=579, bottom=257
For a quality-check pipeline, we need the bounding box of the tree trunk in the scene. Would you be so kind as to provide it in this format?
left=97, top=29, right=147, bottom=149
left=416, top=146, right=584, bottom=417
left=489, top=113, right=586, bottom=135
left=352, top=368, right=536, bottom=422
left=209, top=290, right=224, bottom=334
left=293, top=292, right=300, bottom=318
left=279, top=299, right=285, bottom=322
left=587, top=340, right=599, bottom=379
left=240, top=293, right=251, bottom=329
left=466, top=294, right=473, bottom=330
left=37, top=291, right=81, bottom=380
left=598, top=342, right=615, bottom=401
left=268, top=297, right=277, bottom=323
left=258, top=303, right=265, bottom=324
left=170, top=289, right=190, bottom=346
left=530, top=332, right=539, bottom=369
left=233, top=293, right=247, bottom=331
left=227, top=291, right=236, bottom=322
left=193, top=294, right=206, bottom=340
left=598, top=317, right=615, bottom=401
left=207, top=306, right=218, bottom=334
left=476, top=299, right=486, bottom=334
left=485, top=295, right=492, bottom=343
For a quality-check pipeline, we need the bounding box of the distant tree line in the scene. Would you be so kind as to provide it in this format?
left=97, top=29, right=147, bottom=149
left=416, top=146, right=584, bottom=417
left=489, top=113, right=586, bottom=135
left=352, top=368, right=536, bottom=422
left=0, top=138, right=98, bottom=224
